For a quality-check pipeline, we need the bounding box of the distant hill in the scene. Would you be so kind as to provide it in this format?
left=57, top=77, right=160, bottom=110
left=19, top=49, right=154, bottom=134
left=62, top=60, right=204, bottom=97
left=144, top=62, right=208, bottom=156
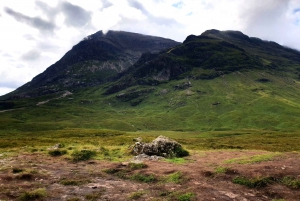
left=1, top=29, right=300, bottom=132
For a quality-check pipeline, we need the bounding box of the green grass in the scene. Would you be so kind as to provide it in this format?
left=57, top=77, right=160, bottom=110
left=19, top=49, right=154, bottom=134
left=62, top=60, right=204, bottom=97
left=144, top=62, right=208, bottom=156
left=71, top=149, right=96, bottom=161
left=85, top=191, right=103, bottom=201
left=164, top=172, right=184, bottom=184
left=165, top=157, right=188, bottom=164
left=18, top=188, right=47, bottom=201
left=177, top=192, right=195, bottom=201
left=128, top=191, right=145, bottom=200
left=224, top=153, right=282, bottom=164
left=60, top=178, right=91, bottom=185
left=48, top=149, right=67, bottom=156
left=281, top=176, right=300, bottom=189
left=128, top=162, right=147, bottom=170
left=130, top=173, right=156, bottom=183
left=232, top=176, right=274, bottom=188
left=2, top=70, right=300, bottom=155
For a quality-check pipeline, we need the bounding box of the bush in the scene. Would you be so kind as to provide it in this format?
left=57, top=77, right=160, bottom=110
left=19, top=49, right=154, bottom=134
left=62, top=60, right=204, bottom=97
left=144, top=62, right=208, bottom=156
left=174, top=146, right=189, bottom=157
left=48, top=149, right=67, bottom=156
left=71, top=150, right=96, bottom=161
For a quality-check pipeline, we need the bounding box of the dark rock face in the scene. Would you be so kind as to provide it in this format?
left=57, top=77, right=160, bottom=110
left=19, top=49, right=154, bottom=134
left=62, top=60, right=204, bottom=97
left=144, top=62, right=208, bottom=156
left=131, top=135, right=189, bottom=158
left=8, top=31, right=180, bottom=99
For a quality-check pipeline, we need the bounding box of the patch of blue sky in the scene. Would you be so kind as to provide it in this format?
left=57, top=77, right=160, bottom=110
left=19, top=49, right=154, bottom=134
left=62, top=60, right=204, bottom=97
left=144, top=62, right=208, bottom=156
left=172, top=1, right=184, bottom=9
left=293, top=8, right=300, bottom=13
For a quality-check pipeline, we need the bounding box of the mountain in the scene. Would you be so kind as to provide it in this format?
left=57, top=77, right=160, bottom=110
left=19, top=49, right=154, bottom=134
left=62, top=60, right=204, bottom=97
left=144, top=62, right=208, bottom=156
left=103, top=29, right=300, bottom=94
left=5, top=30, right=180, bottom=98
left=1, top=29, right=300, bottom=132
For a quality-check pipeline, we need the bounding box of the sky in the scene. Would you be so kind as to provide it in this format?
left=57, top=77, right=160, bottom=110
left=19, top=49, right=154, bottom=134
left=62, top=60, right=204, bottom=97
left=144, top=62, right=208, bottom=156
left=0, top=0, right=300, bottom=96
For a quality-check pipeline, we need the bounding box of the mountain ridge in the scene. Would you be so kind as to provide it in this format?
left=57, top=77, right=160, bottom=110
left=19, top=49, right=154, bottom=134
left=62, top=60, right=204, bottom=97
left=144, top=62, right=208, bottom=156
left=4, top=30, right=180, bottom=99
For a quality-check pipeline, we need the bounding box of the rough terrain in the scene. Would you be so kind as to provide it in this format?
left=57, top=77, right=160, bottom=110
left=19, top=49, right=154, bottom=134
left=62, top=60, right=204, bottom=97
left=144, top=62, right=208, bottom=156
left=0, top=150, right=299, bottom=201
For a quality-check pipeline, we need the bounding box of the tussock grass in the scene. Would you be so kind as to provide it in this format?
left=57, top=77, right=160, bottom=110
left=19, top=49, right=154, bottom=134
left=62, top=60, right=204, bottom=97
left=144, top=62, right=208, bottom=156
left=128, top=190, right=145, bottom=200
left=164, top=172, right=185, bottom=184
left=18, top=188, right=47, bottom=201
left=232, top=176, right=274, bottom=188
left=71, top=149, right=96, bottom=162
left=281, top=176, right=300, bottom=189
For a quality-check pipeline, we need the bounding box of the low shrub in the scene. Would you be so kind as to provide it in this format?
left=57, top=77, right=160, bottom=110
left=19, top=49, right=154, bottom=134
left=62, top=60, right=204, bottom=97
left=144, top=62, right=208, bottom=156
left=130, top=173, right=156, bottom=183
left=18, top=188, right=47, bottom=201
left=128, top=191, right=145, bottom=200
left=12, top=168, right=23, bottom=173
left=128, top=162, right=147, bottom=170
left=71, top=150, right=96, bottom=161
left=48, top=149, right=67, bottom=156
left=165, top=172, right=184, bottom=184
left=177, top=192, right=195, bottom=201
left=281, top=176, right=300, bottom=189
left=232, top=176, right=273, bottom=188
left=174, top=146, right=189, bottom=157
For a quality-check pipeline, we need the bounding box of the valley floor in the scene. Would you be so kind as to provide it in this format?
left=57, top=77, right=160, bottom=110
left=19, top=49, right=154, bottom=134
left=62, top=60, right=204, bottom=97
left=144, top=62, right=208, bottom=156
left=1, top=150, right=299, bottom=201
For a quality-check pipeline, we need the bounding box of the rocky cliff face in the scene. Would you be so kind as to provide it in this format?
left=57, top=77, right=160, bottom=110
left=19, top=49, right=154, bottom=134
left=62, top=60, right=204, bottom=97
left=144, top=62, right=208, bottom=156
left=8, top=30, right=180, bottom=99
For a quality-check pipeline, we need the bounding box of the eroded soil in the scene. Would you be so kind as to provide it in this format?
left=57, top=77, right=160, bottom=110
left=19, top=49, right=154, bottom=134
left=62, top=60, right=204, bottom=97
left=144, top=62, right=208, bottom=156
left=0, top=150, right=299, bottom=201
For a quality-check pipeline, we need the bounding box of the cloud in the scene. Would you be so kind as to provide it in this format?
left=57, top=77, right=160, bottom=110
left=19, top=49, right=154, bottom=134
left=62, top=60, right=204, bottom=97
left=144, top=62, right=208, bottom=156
left=0, top=87, right=15, bottom=96
left=239, top=0, right=300, bottom=50
left=4, top=7, right=56, bottom=33
left=35, top=0, right=57, bottom=21
left=100, top=0, right=113, bottom=11
left=59, top=1, right=92, bottom=28
left=128, top=0, right=180, bottom=26
left=21, top=49, right=41, bottom=61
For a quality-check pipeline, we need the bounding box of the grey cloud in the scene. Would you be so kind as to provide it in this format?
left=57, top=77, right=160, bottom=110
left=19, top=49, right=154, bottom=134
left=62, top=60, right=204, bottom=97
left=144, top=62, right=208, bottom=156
left=0, top=78, right=22, bottom=88
left=4, top=7, right=56, bottom=33
left=21, top=50, right=41, bottom=61
left=23, top=34, right=35, bottom=40
left=35, top=0, right=57, bottom=21
left=2, top=53, right=12, bottom=57
left=128, top=0, right=180, bottom=26
left=241, top=0, right=290, bottom=36
left=37, top=41, right=59, bottom=51
left=59, top=1, right=92, bottom=27
left=101, top=0, right=113, bottom=11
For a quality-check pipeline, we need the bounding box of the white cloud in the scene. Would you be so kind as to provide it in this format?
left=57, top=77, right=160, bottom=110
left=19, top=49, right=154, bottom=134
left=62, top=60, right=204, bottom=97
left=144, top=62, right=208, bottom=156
left=1, top=0, right=300, bottom=96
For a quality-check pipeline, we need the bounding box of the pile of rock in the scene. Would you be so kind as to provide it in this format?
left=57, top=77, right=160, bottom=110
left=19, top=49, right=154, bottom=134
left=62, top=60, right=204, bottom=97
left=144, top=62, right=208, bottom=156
left=130, top=135, right=188, bottom=159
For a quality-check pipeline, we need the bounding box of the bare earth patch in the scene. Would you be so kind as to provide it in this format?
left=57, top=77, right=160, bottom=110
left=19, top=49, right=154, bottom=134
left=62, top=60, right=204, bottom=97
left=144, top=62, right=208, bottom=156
left=0, top=150, right=299, bottom=201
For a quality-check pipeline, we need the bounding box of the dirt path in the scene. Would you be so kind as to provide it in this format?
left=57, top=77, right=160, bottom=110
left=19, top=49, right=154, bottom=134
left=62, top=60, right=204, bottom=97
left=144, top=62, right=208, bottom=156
left=0, top=150, right=299, bottom=200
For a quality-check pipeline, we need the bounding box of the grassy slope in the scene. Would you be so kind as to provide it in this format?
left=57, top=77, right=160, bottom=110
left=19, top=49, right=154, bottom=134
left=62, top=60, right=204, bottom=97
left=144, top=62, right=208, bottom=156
left=2, top=70, right=300, bottom=132
left=1, top=69, right=300, bottom=151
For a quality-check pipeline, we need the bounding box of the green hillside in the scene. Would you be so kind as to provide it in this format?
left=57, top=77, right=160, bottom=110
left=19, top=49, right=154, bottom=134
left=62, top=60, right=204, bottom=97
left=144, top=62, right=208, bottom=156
left=1, top=30, right=300, bottom=151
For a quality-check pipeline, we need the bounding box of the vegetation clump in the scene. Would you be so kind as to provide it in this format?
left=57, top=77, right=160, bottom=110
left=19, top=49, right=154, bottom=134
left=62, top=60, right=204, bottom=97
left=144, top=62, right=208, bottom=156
left=281, top=176, right=300, bottom=189
left=232, top=176, right=274, bottom=188
left=128, top=191, right=145, bottom=200
left=177, top=192, right=195, bottom=201
left=60, top=178, right=91, bottom=186
left=18, top=188, right=47, bottom=201
left=12, top=168, right=23, bottom=173
left=130, top=173, right=156, bottom=183
left=48, top=149, right=67, bottom=156
left=128, top=162, right=147, bottom=170
left=71, top=149, right=96, bottom=161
